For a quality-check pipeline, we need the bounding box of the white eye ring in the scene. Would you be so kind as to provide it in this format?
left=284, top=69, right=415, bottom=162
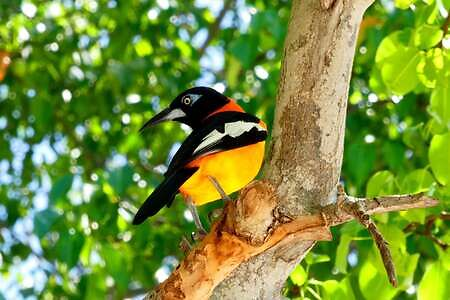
left=182, top=95, right=191, bottom=105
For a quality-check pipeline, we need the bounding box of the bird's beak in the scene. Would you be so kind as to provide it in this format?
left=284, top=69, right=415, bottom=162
left=139, top=107, right=186, bottom=133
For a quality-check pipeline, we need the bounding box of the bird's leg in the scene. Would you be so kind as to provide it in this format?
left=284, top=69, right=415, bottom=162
left=207, top=175, right=231, bottom=202
left=208, top=208, right=223, bottom=223
left=186, top=196, right=207, bottom=240
left=179, top=236, right=192, bottom=254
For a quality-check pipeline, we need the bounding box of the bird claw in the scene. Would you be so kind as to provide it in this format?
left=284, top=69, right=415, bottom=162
left=191, top=229, right=207, bottom=242
left=179, top=236, right=193, bottom=254
left=208, top=208, right=223, bottom=222
left=179, top=229, right=207, bottom=254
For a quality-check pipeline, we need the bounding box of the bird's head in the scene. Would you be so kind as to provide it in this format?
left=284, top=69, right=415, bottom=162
left=139, top=86, right=230, bottom=131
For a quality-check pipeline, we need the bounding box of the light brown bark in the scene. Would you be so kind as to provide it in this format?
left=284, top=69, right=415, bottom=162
left=213, top=0, right=374, bottom=297
left=145, top=0, right=441, bottom=299
left=148, top=189, right=436, bottom=299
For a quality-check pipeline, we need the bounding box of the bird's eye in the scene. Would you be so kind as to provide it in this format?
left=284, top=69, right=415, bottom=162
left=182, top=95, right=191, bottom=105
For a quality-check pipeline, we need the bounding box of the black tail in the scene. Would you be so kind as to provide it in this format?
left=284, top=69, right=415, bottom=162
left=132, top=168, right=198, bottom=225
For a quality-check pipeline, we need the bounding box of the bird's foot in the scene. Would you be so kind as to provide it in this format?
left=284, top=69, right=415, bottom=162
left=208, top=176, right=232, bottom=202
left=191, top=229, right=207, bottom=242
left=179, top=229, right=207, bottom=254
left=208, top=208, right=224, bottom=223
left=179, top=235, right=193, bottom=254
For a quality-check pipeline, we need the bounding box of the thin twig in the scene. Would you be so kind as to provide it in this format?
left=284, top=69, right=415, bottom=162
left=179, top=235, right=193, bottom=254
left=404, top=212, right=449, bottom=250
left=198, top=0, right=235, bottom=57
left=336, top=186, right=401, bottom=287
left=439, top=13, right=450, bottom=48
left=367, top=222, right=397, bottom=286
left=347, top=203, right=397, bottom=286
left=326, top=192, right=439, bottom=226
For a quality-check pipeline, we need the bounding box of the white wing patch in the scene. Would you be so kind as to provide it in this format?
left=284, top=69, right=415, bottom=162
left=193, top=121, right=266, bottom=155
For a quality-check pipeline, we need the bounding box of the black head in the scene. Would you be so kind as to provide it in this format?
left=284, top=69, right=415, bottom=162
left=139, top=87, right=229, bottom=131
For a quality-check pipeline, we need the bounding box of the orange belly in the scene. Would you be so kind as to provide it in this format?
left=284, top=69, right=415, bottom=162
left=179, top=141, right=266, bottom=205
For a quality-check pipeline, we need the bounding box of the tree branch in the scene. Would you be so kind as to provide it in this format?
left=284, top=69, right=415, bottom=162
left=404, top=212, right=449, bottom=250
left=198, top=0, right=235, bottom=57
left=335, top=185, right=397, bottom=286
left=147, top=187, right=438, bottom=299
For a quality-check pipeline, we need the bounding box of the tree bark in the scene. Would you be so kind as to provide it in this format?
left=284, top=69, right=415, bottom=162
left=146, top=0, right=440, bottom=299
left=213, top=0, right=373, bottom=297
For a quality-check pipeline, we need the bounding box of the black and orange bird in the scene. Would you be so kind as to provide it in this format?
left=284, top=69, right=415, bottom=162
left=133, top=87, right=267, bottom=233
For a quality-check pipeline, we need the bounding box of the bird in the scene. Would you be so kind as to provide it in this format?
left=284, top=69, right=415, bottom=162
left=133, top=87, right=268, bottom=233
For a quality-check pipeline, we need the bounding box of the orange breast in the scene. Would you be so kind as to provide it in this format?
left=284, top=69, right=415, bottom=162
left=179, top=141, right=266, bottom=205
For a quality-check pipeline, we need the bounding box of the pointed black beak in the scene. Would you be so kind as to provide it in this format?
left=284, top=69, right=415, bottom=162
left=139, top=107, right=186, bottom=133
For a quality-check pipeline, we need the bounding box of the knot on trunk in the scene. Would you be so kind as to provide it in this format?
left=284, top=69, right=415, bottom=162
left=224, top=180, right=278, bottom=245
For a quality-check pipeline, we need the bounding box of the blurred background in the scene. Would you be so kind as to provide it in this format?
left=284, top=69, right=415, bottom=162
left=0, top=0, right=449, bottom=299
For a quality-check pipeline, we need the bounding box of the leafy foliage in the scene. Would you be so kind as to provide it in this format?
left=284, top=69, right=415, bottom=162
left=0, top=0, right=448, bottom=299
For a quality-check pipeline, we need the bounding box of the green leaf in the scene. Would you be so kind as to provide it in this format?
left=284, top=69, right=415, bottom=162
left=83, top=273, right=107, bottom=299
left=305, top=252, right=330, bottom=265
left=229, top=34, right=258, bottom=68
left=366, top=171, right=396, bottom=197
left=403, top=123, right=425, bottom=149
left=394, top=252, right=420, bottom=287
left=34, top=209, right=60, bottom=238
left=359, top=259, right=398, bottom=300
left=426, top=118, right=447, bottom=136
left=118, top=133, right=144, bottom=154
left=108, top=165, right=134, bottom=196
left=290, top=264, right=307, bottom=286
left=381, top=141, right=405, bottom=172
left=378, top=223, right=407, bottom=252
left=320, top=278, right=355, bottom=300
left=395, top=0, right=416, bottom=10
left=174, top=40, right=192, bottom=58
left=79, top=237, right=93, bottom=266
left=414, top=25, right=443, bottom=49
left=417, top=48, right=445, bottom=88
left=226, top=56, right=242, bottom=89
left=368, top=67, right=388, bottom=98
left=429, top=133, right=450, bottom=185
left=400, top=169, right=434, bottom=193
left=381, top=47, right=423, bottom=95
left=415, top=1, right=439, bottom=25
left=250, top=10, right=285, bottom=42
left=134, top=38, right=153, bottom=57
left=429, top=78, right=450, bottom=129
left=400, top=208, right=427, bottom=223
left=49, top=174, right=74, bottom=204
left=418, top=261, right=450, bottom=300
left=101, top=244, right=130, bottom=293
left=375, top=30, right=412, bottom=64
left=344, top=142, right=376, bottom=188
left=334, top=234, right=352, bottom=274
left=444, top=0, right=450, bottom=9
left=55, top=231, right=85, bottom=268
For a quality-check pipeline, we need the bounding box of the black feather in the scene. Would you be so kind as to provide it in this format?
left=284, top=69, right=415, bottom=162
left=132, top=167, right=198, bottom=225
left=165, top=112, right=266, bottom=177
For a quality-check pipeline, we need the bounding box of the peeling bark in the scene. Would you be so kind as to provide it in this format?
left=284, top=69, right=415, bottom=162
left=148, top=190, right=437, bottom=299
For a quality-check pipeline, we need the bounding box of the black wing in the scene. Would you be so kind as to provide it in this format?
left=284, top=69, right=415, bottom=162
left=133, top=167, right=198, bottom=225
left=165, top=111, right=267, bottom=177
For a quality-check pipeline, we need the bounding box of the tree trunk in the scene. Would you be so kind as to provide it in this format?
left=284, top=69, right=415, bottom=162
left=212, top=0, right=373, bottom=297
left=147, top=0, right=437, bottom=299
